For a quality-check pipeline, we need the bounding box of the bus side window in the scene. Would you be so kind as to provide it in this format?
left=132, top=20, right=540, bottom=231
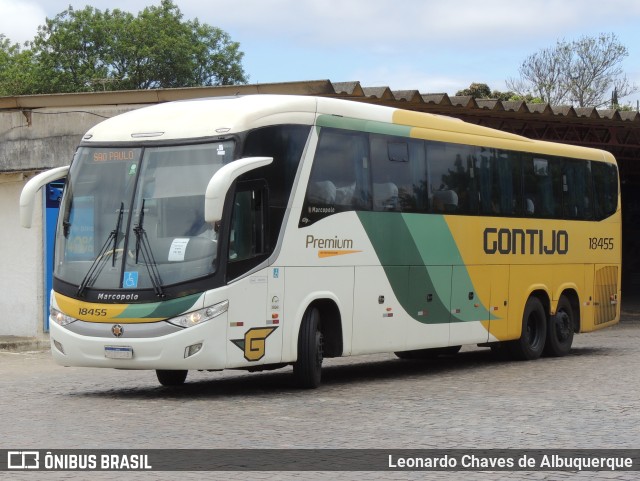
left=432, top=189, right=458, bottom=213
left=426, top=142, right=477, bottom=215
left=372, top=182, right=399, bottom=211
left=313, top=146, right=355, bottom=206
left=228, top=182, right=268, bottom=263
left=592, top=161, right=619, bottom=220
left=301, top=129, right=370, bottom=226
left=477, top=148, right=520, bottom=216
left=371, top=136, right=400, bottom=211
left=370, top=135, right=424, bottom=212
left=524, top=156, right=562, bottom=218
left=306, top=180, right=336, bottom=205
left=563, top=159, right=592, bottom=220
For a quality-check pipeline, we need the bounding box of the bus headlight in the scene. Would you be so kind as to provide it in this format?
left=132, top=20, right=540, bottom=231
left=167, top=300, right=229, bottom=328
left=51, top=307, right=77, bottom=326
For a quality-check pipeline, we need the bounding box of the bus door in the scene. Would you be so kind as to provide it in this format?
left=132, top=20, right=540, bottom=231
left=225, top=181, right=283, bottom=367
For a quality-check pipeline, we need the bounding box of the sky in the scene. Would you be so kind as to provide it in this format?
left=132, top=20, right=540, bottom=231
left=2, top=0, right=640, bottom=106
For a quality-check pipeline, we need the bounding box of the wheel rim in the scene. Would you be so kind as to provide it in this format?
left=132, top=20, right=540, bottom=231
left=554, top=310, right=572, bottom=342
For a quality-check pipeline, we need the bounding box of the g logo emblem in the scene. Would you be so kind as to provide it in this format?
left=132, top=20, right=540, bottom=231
left=231, top=327, right=278, bottom=361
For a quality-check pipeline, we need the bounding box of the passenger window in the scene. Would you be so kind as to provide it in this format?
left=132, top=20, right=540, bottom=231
left=427, top=142, right=478, bottom=214
left=477, top=148, right=521, bottom=216
left=523, top=156, right=562, bottom=218
left=592, top=162, right=619, bottom=220
left=371, top=136, right=422, bottom=212
left=301, top=129, right=370, bottom=226
left=563, top=159, right=592, bottom=220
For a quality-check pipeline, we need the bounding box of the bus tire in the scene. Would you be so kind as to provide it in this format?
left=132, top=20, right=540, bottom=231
left=508, top=296, right=547, bottom=361
left=156, top=369, right=188, bottom=386
left=543, top=296, right=574, bottom=357
left=293, top=307, right=323, bottom=389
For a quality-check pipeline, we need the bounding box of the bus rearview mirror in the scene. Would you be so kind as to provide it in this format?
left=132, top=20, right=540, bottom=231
left=20, top=165, right=70, bottom=228
left=204, top=157, right=273, bottom=223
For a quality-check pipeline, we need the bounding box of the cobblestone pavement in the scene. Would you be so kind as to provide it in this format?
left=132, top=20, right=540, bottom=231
left=1, top=317, right=639, bottom=481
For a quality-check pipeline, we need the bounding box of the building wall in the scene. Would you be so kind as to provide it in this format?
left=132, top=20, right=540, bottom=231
left=0, top=105, right=142, bottom=337
left=1, top=106, right=142, bottom=172
left=0, top=173, right=44, bottom=337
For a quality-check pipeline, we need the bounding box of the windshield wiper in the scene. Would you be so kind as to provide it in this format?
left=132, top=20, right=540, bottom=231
left=111, top=201, right=124, bottom=267
left=62, top=180, right=73, bottom=238
left=133, top=199, right=165, bottom=298
left=77, top=202, right=124, bottom=297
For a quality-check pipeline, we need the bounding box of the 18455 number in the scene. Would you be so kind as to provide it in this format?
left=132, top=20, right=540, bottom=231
left=78, top=308, right=108, bottom=316
left=589, top=237, right=614, bottom=250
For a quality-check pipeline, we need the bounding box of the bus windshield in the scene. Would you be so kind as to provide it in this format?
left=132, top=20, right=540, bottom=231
left=54, top=141, right=235, bottom=293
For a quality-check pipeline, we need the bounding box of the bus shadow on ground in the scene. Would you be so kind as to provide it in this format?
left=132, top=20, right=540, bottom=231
left=70, top=346, right=606, bottom=400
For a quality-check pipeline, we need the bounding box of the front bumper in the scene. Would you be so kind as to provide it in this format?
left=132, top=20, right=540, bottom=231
left=49, top=315, right=228, bottom=370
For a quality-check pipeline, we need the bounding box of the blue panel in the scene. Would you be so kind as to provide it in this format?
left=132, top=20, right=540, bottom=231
left=44, top=181, right=64, bottom=332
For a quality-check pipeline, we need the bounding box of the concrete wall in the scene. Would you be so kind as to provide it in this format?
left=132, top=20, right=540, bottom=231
left=0, top=105, right=142, bottom=336
left=1, top=105, right=142, bottom=172
left=0, top=173, right=44, bottom=336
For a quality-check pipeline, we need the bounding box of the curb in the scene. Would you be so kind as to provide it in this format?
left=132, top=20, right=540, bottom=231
left=0, top=336, right=50, bottom=353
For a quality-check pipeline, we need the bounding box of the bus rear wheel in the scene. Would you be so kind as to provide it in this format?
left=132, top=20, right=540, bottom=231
left=156, top=369, right=188, bottom=386
left=508, top=296, right=547, bottom=360
left=293, top=307, right=323, bottom=389
left=543, top=295, right=574, bottom=357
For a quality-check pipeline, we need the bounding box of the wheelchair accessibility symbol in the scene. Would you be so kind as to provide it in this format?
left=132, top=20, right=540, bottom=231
left=123, top=271, right=138, bottom=288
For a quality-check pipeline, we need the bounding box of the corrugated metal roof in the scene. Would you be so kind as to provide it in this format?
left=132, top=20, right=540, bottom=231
left=2, top=79, right=638, bottom=122
left=2, top=79, right=639, bottom=174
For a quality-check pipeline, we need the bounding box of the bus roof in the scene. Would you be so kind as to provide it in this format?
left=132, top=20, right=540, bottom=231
left=83, top=95, right=319, bottom=142
left=82, top=94, right=612, bottom=162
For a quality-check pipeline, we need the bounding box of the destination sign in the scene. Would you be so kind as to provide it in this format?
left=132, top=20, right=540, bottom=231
left=93, top=150, right=136, bottom=162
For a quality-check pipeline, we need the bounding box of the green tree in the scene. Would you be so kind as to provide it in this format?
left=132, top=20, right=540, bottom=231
left=455, top=82, right=520, bottom=101
left=0, top=35, right=39, bottom=95
left=507, top=33, right=636, bottom=107
left=456, top=82, right=492, bottom=98
left=5, top=0, right=247, bottom=94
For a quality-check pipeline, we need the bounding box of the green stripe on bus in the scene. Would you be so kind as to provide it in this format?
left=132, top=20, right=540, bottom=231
left=115, top=293, right=202, bottom=320
left=357, top=212, right=490, bottom=323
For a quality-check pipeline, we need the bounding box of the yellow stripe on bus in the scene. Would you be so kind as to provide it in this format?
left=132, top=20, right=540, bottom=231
left=54, top=293, right=163, bottom=323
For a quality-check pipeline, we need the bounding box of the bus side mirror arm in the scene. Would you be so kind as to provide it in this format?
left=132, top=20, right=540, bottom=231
left=20, top=165, right=70, bottom=228
left=204, top=157, right=273, bottom=223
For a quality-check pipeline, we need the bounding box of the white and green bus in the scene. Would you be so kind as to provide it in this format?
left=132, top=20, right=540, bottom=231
left=21, top=95, right=621, bottom=388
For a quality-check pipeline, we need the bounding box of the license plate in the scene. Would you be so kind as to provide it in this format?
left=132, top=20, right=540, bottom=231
left=104, top=346, right=133, bottom=359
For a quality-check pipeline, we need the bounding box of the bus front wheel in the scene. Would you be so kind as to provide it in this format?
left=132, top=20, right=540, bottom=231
left=508, top=296, right=547, bottom=361
left=543, top=295, right=574, bottom=357
left=156, top=369, right=188, bottom=386
left=293, top=307, right=323, bottom=389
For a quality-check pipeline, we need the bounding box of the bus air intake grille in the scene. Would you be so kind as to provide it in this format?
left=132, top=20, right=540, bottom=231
left=594, top=266, right=618, bottom=325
